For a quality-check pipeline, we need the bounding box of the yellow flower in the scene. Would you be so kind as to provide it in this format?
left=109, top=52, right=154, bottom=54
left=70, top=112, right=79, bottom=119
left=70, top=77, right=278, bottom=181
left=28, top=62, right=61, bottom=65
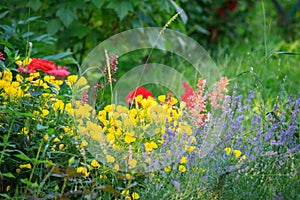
left=164, top=165, right=171, bottom=173
left=224, top=147, right=232, bottom=155
left=21, top=127, right=28, bottom=134
left=77, top=167, right=89, bottom=177
left=59, top=144, right=64, bottom=150
left=19, top=163, right=31, bottom=169
left=114, top=164, right=120, bottom=171
left=66, top=75, right=78, bottom=86
left=128, top=159, right=137, bottom=168
left=106, top=155, right=115, bottom=163
left=132, top=192, right=140, bottom=199
left=178, top=165, right=186, bottom=172
left=76, top=76, right=88, bottom=87
left=169, top=97, right=178, bottom=105
left=80, top=140, right=88, bottom=148
left=2, top=70, right=13, bottom=82
left=180, top=156, right=188, bottom=164
left=158, top=95, right=166, bottom=102
left=125, top=173, right=131, bottom=179
left=233, top=149, right=242, bottom=158
left=238, top=155, right=247, bottom=163
left=40, top=109, right=49, bottom=117
left=91, top=159, right=100, bottom=168
left=16, top=168, right=21, bottom=173
left=104, top=104, right=115, bottom=112
left=23, top=57, right=32, bottom=66
left=53, top=137, right=60, bottom=142
left=53, top=100, right=64, bottom=111
left=43, top=135, right=49, bottom=141
left=124, top=133, right=136, bottom=144
left=144, top=141, right=158, bottom=152
left=65, top=103, right=73, bottom=115
left=121, top=189, right=129, bottom=195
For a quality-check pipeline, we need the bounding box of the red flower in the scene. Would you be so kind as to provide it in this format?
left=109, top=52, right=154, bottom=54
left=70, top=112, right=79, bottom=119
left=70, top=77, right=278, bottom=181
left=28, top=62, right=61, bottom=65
left=126, top=86, right=153, bottom=106
left=27, top=58, right=56, bottom=74
left=181, top=82, right=195, bottom=108
left=226, top=1, right=238, bottom=13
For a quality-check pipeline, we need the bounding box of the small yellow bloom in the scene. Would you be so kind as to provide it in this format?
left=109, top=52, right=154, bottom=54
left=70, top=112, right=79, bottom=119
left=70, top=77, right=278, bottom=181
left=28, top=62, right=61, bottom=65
left=91, top=159, right=100, bottom=168
left=19, top=163, right=31, bottom=169
left=121, top=189, right=129, bottom=195
left=124, top=133, right=136, bottom=144
left=114, top=164, right=120, bottom=171
left=178, top=165, right=186, bottom=172
left=233, top=149, right=242, bottom=158
left=128, top=159, right=137, bottom=168
left=59, top=144, right=64, bottom=150
left=180, top=156, right=188, bottom=164
left=41, top=109, right=49, bottom=117
left=66, top=75, right=78, bottom=86
left=21, top=127, right=28, bottom=134
left=164, top=165, right=171, bottom=173
left=53, top=137, right=60, bottom=142
left=224, top=147, right=232, bottom=155
left=80, top=140, right=88, bottom=148
left=158, top=95, right=166, bottom=102
left=132, top=192, right=140, bottom=199
left=126, top=173, right=131, bottom=179
left=76, top=76, right=88, bottom=87
left=52, top=100, right=64, bottom=111
left=23, top=57, right=32, bottom=66
left=43, top=135, right=49, bottom=141
left=238, top=155, right=247, bottom=163
left=144, top=141, right=158, bottom=152
left=16, top=168, right=21, bottom=173
left=77, top=167, right=89, bottom=177
left=106, top=155, right=115, bottom=163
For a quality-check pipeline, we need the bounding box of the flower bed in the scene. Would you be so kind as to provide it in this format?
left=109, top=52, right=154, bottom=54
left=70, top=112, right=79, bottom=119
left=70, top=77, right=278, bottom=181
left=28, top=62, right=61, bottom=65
left=0, top=55, right=299, bottom=199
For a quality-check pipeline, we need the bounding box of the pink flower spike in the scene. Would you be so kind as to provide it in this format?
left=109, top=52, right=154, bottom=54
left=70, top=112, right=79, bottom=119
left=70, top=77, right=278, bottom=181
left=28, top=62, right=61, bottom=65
left=47, top=66, right=70, bottom=77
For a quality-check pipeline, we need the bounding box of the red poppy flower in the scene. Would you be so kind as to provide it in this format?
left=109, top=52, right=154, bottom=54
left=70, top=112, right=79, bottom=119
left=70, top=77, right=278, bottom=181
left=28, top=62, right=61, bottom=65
left=126, top=86, right=153, bottom=106
left=27, top=58, right=56, bottom=74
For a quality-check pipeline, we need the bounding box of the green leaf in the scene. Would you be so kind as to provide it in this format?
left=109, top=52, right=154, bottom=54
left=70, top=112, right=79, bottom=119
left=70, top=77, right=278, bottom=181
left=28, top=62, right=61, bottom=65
left=107, top=1, right=134, bottom=20
left=2, top=172, right=16, bottom=178
left=0, top=194, right=10, bottom=198
left=0, top=40, right=13, bottom=49
left=15, top=153, right=31, bottom=161
left=26, top=0, right=42, bottom=11
left=21, top=178, right=32, bottom=186
left=0, top=61, right=6, bottom=70
left=4, top=47, right=11, bottom=57
left=29, top=87, right=43, bottom=97
left=14, top=110, right=36, bottom=118
left=43, top=52, right=73, bottom=61
left=91, top=0, right=105, bottom=8
left=22, top=32, right=34, bottom=38
left=48, top=128, right=55, bottom=134
left=56, top=8, right=77, bottom=27
left=0, top=10, right=9, bottom=19
left=37, top=124, right=49, bottom=131
left=47, top=19, right=62, bottom=35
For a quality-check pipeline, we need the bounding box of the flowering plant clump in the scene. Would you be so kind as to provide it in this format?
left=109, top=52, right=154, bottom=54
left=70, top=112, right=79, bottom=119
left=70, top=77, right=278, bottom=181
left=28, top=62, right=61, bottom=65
left=0, top=48, right=299, bottom=199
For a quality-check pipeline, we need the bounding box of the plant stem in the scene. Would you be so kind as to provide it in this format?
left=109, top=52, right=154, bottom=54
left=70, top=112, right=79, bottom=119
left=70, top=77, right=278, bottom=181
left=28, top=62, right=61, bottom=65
left=0, top=117, right=15, bottom=165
